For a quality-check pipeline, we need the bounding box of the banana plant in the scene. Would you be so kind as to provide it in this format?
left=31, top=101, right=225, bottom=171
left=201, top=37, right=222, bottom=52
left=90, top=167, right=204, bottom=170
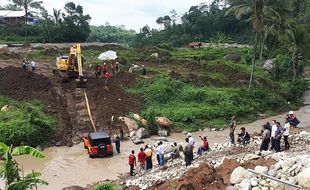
left=0, top=143, right=47, bottom=190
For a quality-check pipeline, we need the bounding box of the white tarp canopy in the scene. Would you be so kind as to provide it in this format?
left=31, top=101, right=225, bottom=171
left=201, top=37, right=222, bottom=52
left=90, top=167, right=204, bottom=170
left=98, top=50, right=118, bottom=60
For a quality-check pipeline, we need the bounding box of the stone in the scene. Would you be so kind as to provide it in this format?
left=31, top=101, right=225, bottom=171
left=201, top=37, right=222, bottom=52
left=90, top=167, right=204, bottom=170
left=130, top=131, right=136, bottom=138
left=297, top=167, right=310, bottom=188
left=158, top=129, right=168, bottom=137
left=133, top=114, right=141, bottom=121
left=254, top=166, right=269, bottom=174
left=225, top=186, right=237, bottom=190
left=182, top=131, right=187, bottom=135
left=268, top=169, right=277, bottom=177
left=62, top=186, right=84, bottom=190
left=56, top=141, right=62, bottom=147
left=141, top=119, right=147, bottom=126
left=230, top=166, right=251, bottom=184
left=1, top=105, right=15, bottom=112
left=223, top=53, right=241, bottom=62
left=250, top=178, right=259, bottom=187
left=236, top=179, right=251, bottom=190
left=263, top=59, right=274, bottom=70
left=155, top=117, right=171, bottom=128
left=252, top=187, right=260, bottom=190
left=132, top=138, right=144, bottom=144
left=243, top=154, right=260, bottom=161
left=118, top=117, right=139, bottom=131
left=36, top=145, right=44, bottom=152
left=136, top=127, right=149, bottom=139
left=274, top=161, right=284, bottom=171
left=66, top=141, right=73, bottom=147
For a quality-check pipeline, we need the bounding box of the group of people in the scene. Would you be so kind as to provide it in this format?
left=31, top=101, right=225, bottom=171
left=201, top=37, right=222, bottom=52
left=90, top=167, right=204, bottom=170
left=259, top=111, right=300, bottom=153
left=95, top=62, right=120, bottom=90
left=127, top=133, right=210, bottom=176
left=22, top=59, right=36, bottom=71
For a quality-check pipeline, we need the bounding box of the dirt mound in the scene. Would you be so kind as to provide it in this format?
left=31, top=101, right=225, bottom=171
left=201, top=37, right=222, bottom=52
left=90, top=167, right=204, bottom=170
left=216, top=159, right=240, bottom=184
left=0, top=66, right=72, bottom=143
left=148, top=162, right=226, bottom=190
left=85, top=72, right=143, bottom=134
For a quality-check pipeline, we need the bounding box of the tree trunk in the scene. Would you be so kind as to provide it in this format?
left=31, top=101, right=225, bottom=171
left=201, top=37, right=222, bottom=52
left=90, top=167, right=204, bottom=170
left=249, top=33, right=258, bottom=91
left=292, top=49, right=298, bottom=82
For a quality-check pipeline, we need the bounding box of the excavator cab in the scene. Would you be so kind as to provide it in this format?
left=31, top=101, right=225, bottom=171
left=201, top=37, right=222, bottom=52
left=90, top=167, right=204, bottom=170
left=55, top=44, right=87, bottom=88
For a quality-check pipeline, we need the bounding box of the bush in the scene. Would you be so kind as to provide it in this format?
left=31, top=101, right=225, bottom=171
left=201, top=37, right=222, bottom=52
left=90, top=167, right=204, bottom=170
left=0, top=96, right=56, bottom=146
left=92, top=182, right=122, bottom=190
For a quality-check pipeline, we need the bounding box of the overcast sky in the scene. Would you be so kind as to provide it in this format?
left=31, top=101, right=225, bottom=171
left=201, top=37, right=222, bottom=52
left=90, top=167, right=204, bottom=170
left=0, top=0, right=212, bottom=31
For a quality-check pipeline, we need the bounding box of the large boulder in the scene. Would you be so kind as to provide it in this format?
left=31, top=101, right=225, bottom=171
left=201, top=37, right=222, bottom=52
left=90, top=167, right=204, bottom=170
left=297, top=167, right=310, bottom=188
left=223, top=53, right=241, bottom=62
left=118, top=117, right=139, bottom=132
left=136, top=127, right=149, bottom=139
left=230, top=167, right=251, bottom=184
left=1, top=105, right=14, bottom=112
left=155, top=117, right=171, bottom=128
left=132, top=138, right=144, bottom=145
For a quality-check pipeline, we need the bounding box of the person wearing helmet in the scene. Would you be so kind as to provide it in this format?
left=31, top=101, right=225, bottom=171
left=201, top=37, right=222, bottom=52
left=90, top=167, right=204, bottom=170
left=287, top=111, right=300, bottom=128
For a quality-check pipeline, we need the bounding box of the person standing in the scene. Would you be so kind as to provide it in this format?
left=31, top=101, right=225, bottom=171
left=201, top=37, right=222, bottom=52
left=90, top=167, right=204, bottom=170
left=158, top=141, right=166, bottom=166
left=95, top=64, right=101, bottom=78
left=119, top=126, right=124, bottom=141
left=229, top=116, right=237, bottom=144
left=259, top=124, right=271, bottom=153
left=283, top=118, right=290, bottom=150
left=31, top=60, right=36, bottom=71
left=270, top=120, right=277, bottom=150
left=22, top=60, right=27, bottom=69
left=145, top=145, right=153, bottom=170
left=128, top=150, right=136, bottom=176
left=274, top=122, right=282, bottom=152
left=198, top=136, right=209, bottom=156
left=184, top=137, right=194, bottom=167
left=102, top=63, right=107, bottom=76
left=114, top=136, right=121, bottom=153
left=155, top=142, right=161, bottom=166
left=105, top=71, right=111, bottom=90
left=138, top=147, right=146, bottom=174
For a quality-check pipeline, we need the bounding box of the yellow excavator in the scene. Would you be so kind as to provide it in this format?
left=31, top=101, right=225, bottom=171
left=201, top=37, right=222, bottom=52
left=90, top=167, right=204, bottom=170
left=54, top=44, right=87, bottom=88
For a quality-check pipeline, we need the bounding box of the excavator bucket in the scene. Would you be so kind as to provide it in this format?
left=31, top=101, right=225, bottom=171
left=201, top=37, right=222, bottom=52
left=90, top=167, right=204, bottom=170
left=75, top=77, right=87, bottom=88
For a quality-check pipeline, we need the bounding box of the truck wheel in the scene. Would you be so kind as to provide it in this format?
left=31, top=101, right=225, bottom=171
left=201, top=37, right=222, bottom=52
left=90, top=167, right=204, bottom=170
left=88, top=150, right=95, bottom=158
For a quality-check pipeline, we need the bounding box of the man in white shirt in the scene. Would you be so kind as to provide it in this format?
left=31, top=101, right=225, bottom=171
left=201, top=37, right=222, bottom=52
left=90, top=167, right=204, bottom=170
left=187, top=133, right=195, bottom=146
left=283, top=118, right=290, bottom=150
left=157, top=141, right=166, bottom=166
left=270, top=120, right=277, bottom=150
left=31, top=60, right=36, bottom=71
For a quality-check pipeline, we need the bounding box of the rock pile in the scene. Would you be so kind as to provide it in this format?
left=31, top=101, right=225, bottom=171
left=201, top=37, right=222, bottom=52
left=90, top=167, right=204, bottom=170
left=229, top=154, right=310, bottom=189
left=125, top=158, right=203, bottom=190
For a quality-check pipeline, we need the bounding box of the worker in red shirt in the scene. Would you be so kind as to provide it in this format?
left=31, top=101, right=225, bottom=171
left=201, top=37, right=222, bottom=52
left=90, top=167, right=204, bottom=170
left=102, top=63, right=107, bottom=76
left=128, top=150, right=136, bottom=176
left=198, top=136, right=209, bottom=156
left=105, top=71, right=111, bottom=90
left=138, top=147, right=146, bottom=174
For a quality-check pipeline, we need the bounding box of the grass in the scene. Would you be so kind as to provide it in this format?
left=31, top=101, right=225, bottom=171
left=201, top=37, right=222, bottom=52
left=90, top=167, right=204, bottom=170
left=0, top=96, right=57, bottom=146
left=92, top=182, right=122, bottom=190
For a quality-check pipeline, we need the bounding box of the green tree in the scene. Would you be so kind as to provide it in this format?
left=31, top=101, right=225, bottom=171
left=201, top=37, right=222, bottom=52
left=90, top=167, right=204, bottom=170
left=0, top=143, right=47, bottom=190
left=53, top=8, right=61, bottom=25
left=10, top=0, right=43, bottom=24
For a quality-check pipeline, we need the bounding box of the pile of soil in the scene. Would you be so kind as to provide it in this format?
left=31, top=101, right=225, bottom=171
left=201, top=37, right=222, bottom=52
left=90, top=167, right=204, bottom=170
left=85, top=72, right=143, bottom=134
left=0, top=66, right=72, bottom=143
left=148, top=162, right=226, bottom=190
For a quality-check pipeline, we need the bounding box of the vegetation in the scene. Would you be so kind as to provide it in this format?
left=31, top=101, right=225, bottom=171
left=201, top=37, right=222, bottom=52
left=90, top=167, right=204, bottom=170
left=92, top=182, right=122, bottom=190
left=87, top=25, right=136, bottom=43
left=128, top=47, right=308, bottom=132
left=0, top=96, right=56, bottom=146
left=0, top=143, right=47, bottom=190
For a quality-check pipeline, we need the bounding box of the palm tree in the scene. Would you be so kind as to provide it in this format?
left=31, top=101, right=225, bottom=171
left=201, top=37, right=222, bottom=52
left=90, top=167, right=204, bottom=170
left=53, top=8, right=61, bottom=25
left=11, top=0, right=43, bottom=24
left=226, top=0, right=290, bottom=90
left=0, top=143, right=45, bottom=188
